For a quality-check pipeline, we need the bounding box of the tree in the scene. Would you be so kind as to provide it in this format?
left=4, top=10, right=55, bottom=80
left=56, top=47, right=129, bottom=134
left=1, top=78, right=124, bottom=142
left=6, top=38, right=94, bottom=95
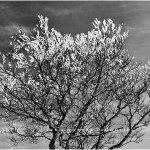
left=0, top=15, right=150, bottom=149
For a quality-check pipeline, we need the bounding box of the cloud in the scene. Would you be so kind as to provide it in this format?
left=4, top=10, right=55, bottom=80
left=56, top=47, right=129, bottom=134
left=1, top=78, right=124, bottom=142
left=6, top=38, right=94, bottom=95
left=0, top=23, right=31, bottom=49
left=0, top=24, right=30, bottom=36
left=0, top=120, right=10, bottom=148
left=45, top=6, right=82, bottom=16
left=0, top=2, right=9, bottom=10
left=112, top=2, right=150, bottom=15
left=127, top=26, right=150, bottom=36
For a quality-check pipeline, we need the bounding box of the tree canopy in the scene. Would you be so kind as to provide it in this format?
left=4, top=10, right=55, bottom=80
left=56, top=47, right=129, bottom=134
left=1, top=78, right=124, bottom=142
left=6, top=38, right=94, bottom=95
left=0, top=15, right=150, bottom=149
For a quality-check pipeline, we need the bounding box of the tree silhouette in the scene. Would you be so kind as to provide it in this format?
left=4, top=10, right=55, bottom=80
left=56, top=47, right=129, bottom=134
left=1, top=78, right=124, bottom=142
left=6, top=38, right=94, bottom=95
left=0, top=15, right=150, bottom=149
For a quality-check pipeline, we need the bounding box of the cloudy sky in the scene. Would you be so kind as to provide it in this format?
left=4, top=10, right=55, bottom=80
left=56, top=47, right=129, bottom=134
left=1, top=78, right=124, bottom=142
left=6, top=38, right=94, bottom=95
left=0, top=1, right=150, bottom=149
left=1, top=1, right=150, bottom=63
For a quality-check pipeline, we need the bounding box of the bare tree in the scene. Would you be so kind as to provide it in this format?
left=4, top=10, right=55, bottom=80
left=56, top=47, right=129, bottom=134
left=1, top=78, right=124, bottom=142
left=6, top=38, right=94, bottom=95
left=0, top=15, right=150, bottom=149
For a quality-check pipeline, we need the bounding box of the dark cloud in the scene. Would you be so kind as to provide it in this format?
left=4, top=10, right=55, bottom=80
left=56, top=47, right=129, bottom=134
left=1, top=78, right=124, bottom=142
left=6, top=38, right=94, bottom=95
left=1, top=1, right=150, bottom=35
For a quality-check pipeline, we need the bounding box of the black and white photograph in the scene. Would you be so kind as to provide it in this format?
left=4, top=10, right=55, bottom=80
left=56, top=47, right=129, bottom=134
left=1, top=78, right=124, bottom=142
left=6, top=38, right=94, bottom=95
left=0, top=1, right=150, bottom=149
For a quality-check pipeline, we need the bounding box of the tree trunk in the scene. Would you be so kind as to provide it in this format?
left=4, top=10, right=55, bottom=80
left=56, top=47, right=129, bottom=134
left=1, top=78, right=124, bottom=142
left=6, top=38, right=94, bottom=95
left=49, top=138, right=55, bottom=149
left=49, top=128, right=57, bottom=149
